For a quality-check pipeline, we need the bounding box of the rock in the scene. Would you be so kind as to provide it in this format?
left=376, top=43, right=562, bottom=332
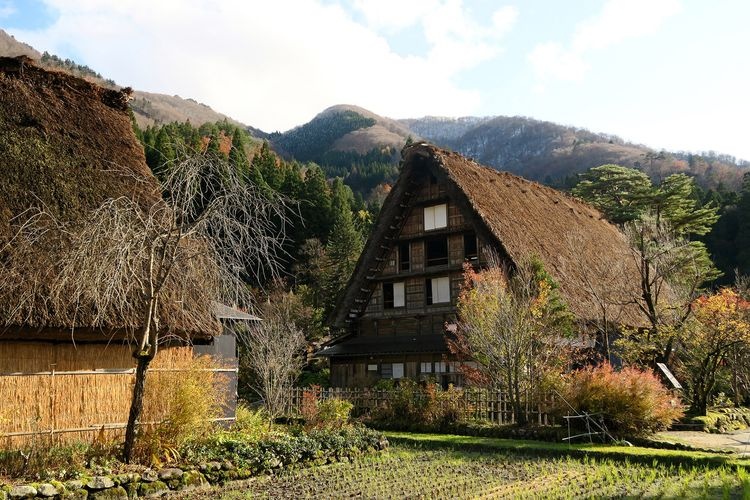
left=86, top=476, right=115, bottom=491
left=157, top=468, right=183, bottom=481
left=61, top=488, right=89, bottom=499
left=8, top=485, right=36, bottom=499
left=178, top=471, right=206, bottom=490
left=37, top=483, right=59, bottom=497
left=141, top=470, right=158, bottom=483
left=221, top=460, right=235, bottom=471
left=124, top=483, right=138, bottom=499
left=89, top=486, right=127, bottom=500
left=65, top=480, right=84, bottom=491
left=137, top=480, right=168, bottom=497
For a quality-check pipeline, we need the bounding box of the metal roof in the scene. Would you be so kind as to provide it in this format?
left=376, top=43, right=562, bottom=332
left=212, top=302, right=261, bottom=322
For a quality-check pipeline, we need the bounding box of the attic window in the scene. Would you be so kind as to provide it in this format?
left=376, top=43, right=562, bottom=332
left=464, top=232, right=478, bottom=261
left=424, top=204, right=447, bottom=231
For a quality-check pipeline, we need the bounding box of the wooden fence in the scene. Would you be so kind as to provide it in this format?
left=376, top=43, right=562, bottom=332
left=286, top=387, right=556, bottom=426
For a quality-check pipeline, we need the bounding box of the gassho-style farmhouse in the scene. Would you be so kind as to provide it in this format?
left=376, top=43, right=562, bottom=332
left=0, top=56, right=248, bottom=444
left=320, top=142, right=645, bottom=387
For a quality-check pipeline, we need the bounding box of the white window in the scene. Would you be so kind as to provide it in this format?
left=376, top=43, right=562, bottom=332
left=420, top=362, right=432, bottom=373
left=367, top=364, right=378, bottom=372
left=424, top=204, right=447, bottom=231
left=393, top=282, right=405, bottom=308
left=429, top=276, right=450, bottom=304
left=435, top=361, right=446, bottom=373
left=392, top=363, right=404, bottom=379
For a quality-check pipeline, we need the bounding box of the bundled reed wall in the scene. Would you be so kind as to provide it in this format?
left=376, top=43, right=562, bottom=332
left=0, top=342, right=233, bottom=447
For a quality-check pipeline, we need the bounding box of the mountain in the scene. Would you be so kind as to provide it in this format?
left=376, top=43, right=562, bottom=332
left=129, top=91, right=244, bottom=129
left=271, top=104, right=414, bottom=163
left=271, top=104, right=748, bottom=192
left=0, top=30, right=39, bottom=59
left=0, top=29, right=243, bottom=129
left=401, top=116, right=749, bottom=190
left=3, top=29, right=746, bottom=191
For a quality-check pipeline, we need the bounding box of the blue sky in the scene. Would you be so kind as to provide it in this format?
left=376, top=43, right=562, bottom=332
left=3, top=0, right=749, bottom=161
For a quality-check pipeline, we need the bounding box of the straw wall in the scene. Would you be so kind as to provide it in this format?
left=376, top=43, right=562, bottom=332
left=0, top=341, right=231, bottom=446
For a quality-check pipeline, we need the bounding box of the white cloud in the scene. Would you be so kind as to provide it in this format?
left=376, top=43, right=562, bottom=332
left=528, top=42, right=587, bottom=82
left=10, top=0, right=516, bottom=131
left=529, top=0, right=681, bottom=83
left=0, top=1, right=16, bottom=18
left=353, top=0, right=518, bottom=76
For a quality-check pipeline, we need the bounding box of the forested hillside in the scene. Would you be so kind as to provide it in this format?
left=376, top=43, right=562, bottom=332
left=401, top=116, right=748, bottom=190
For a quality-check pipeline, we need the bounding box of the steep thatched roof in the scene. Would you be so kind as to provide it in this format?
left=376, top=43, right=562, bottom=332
left=333, top=142, right=645, bottom=328
left=0, top=56, right=220, bottom=339
left=0, top=56, right=155, bottom=238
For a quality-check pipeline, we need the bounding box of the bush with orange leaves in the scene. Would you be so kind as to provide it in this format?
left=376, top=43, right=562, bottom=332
left=557, top=362, right=683, bottom=438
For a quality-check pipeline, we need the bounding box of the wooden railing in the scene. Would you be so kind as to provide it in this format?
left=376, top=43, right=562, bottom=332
left=286, top=387, right=556, bottom=426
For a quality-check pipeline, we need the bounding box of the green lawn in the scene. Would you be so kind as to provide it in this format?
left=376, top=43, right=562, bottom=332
left=186, top=432, right=750, bottom=499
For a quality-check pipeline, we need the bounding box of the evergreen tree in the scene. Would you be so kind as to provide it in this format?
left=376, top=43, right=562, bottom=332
left=229, top=128, right=250, bottom=175
left=574, top=164, right=720, bottom=364
left=323, top=189, right=363, bottom=315
left=300, top=164, right=333, bottom=243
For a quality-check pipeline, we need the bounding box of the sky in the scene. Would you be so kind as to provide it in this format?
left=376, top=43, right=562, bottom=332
left=3, top=0, right=749, bottom=161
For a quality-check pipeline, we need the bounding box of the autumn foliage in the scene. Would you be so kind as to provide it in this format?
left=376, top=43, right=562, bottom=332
left=677, top=288, right=750, bottom=415
left=557, top=363, right=683, bottom=438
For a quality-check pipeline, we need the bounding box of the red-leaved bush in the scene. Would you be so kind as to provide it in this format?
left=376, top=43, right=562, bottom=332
left=557, top=363, right=683, bottom=438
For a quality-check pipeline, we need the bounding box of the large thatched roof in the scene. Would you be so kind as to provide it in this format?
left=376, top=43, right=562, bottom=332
left=333, top=142, right=645, bottom=328
left=0, top=56, right=156, bottom=237
left=0, top=56, right=220, bottom=339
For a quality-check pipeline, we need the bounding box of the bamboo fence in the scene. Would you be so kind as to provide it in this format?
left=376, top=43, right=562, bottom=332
left=0, top=343, right=235, bottom=446
left=285, top=387, right=556, bottom=425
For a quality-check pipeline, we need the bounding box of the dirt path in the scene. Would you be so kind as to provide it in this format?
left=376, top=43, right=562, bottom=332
left=655, top=430, right=750, bottom=455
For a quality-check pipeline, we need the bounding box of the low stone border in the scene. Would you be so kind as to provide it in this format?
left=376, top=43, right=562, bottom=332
left=1, top=462, right=259, bottom=499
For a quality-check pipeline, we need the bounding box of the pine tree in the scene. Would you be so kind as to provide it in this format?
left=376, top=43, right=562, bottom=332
left=229, top=128, right=250, bottom=176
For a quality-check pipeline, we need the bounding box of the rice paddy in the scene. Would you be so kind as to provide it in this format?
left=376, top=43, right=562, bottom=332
left=184, top=435, right=750, bottom=499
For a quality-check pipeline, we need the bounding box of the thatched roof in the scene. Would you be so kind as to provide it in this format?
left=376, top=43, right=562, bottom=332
left=0, top=56, right=155, bottom=238
left=333, top=142, right=645, bottom=329
left=0, top=56, right=220, bottom=339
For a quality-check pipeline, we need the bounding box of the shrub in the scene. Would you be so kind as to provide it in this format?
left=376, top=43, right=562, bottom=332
left=368, top=380, right=466, bottom=430
left=232, top=404, right=270, bottom=440
left=181, top=425, right=387, bottom=473
left=556, top=363, right=683, bottom=438
left=300, top=387, right=353, bottom=429
left=315, top=399, right=353, bottom=429
left=135, top=355, right=224, bottom=465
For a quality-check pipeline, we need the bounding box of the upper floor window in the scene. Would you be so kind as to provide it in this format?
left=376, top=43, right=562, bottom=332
left=399, top=242, right=410, bottom=271
left=464, top=232, right=478, bottom=261
left=424, top=204, right=447, bottom=231
left=426, top=237, right=448, bottom=267
left=383, top=282, right=405, bottom=309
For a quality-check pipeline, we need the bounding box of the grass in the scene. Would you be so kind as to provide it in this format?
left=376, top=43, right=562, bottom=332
left=177, top=432, right=750, bottom=499
left=384, top=431, right=750, bottom=468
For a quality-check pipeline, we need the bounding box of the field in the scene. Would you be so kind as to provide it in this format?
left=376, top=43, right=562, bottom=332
left=183, top=433, right=750, bottom=499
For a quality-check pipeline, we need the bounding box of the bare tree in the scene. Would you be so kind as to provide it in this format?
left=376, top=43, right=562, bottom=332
left=236, top=294, right=307, bottom=419
left=562, top=230, right=632, bottom=363
left=0, top=151, right=289, bottom=462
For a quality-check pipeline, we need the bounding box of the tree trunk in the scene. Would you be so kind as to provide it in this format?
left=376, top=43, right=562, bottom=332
left=123, top=354, right=152, bottom=463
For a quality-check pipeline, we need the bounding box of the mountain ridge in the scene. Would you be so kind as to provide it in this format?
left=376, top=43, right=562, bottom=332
left=2, top=29, right=746, bottom=191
